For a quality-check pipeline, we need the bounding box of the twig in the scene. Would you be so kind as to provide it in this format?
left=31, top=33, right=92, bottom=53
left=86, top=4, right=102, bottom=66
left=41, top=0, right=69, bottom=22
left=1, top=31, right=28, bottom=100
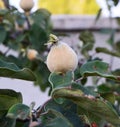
left=4, top=47, right=11, bottom=55
left=36, top=98, right=52, bottom=118
left=109, top=55, right=114, bottom=70
left=75, top=77, right=83, bottom=83
left=25, top=16, right=31, bottom=30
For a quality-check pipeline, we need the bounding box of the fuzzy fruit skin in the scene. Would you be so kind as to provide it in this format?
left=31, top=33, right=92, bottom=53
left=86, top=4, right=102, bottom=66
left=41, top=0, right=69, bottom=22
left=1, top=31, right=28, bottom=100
left=27, top=49, right=38, bottom=61
left=46, top=41, right=78, bottom=74
left=20, top=0, right=34, bottom=12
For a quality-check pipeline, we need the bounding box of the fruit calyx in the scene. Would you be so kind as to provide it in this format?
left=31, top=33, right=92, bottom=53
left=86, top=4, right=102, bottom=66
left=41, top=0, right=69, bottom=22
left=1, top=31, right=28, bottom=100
left=47, top=34, right=59, bottom=45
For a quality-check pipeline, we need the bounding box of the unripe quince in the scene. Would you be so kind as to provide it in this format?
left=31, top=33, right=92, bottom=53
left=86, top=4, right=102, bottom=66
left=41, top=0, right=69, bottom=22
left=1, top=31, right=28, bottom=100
left=46, top=34, right=78, bottom=74
left=20, top=0, right=34, bottom=14
left=27, top=49, right=38, bottom=61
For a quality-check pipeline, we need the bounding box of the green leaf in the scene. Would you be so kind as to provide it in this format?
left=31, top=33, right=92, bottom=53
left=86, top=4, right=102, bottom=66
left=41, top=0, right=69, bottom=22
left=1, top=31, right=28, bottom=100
left=44, top=100, right=85, bottom=127
left=97, top=84, right=111, bottom=93
left=49, top=72, right=73, bottom=103
left=79, top=31, right=95, bottom=45
left=113, top=0, right=119, bottom=6
left=79, top=31, right=95, bottom=58
left=0, top=26, right=7, bottom=43
left=29, top=23, right=48, bottom=51
left=115, top=41, right=120, bottom=52
left=71, top=83, right=99, bottom=97
left=49, top=71, right=73, bottom=90
left=32, top=8, right=51, bottom=25
left=40, top=109, right=73, bottom=127
left=15, top=12, right=26, bottom=26
left=116, top=17, right=120, bottom=25
left=79, top=30, right=95, bottom=53
left=96, top=47, right=120, bottom=58
left=97, top=84, right=120, bottom=103
left=7, top=103, right=30, bottom=120
left=34, top=61, right=50, bottom=91
left=100, top=92, right=116, bottom=104
left=107, top=30, right=115, bottom=46
left=45, top=99, right=77, bottom=115
left=0, top=89, right=22, bottom=118
left=52, top=88, right=120, bottom=125
left=77, top=106, right=101, bottom=124
left=98, top=82, right=120, bottom=94
left=80, top=60, right=119, bottom=81
left=29, top=8, right=52, bottom=52
left=81, top=43, right=94, bottom=53
left=32, top=8, right=52, bottom=33
left=15, top=120, right=29, bottom=127
left=0, top=59, right=36, bottom=81
left=0, top=117, right=16, bottom=127
left=0, top=9, right=8, bottom=16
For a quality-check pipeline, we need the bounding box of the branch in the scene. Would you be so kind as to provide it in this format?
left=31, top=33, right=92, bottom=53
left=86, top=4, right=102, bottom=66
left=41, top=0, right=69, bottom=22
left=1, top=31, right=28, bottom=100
left=96, top=47, right=120, bottom=58
left=36, top=99, right=52, bottom=118
left=75, top=77, right=83, bottom=83
left=2, top=0, right=10, bottom=9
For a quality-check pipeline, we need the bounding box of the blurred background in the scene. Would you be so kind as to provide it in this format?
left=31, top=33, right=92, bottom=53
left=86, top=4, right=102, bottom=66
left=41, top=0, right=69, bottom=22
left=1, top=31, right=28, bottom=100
left=0, top=0, right=120, bottom=108
left=7, top=0, right=120, bottom=16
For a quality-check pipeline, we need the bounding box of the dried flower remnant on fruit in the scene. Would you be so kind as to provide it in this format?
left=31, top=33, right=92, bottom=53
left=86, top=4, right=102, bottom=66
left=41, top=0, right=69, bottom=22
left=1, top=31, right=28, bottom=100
left=20, top=0, right=34, bottom=15
left=46, top=34, right=78, bottom=74
left=49, top=34, right=59, bottom=44
left=27, top=49, right=38, bottom=61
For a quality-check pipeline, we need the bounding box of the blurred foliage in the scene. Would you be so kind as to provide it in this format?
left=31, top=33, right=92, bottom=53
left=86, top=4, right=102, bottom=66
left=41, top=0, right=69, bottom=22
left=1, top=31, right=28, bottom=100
left=0, top=2, right=52, bottom=91
left=0, top=0, right=120, bottom=127
left=79, top=30, right=95, bottom=58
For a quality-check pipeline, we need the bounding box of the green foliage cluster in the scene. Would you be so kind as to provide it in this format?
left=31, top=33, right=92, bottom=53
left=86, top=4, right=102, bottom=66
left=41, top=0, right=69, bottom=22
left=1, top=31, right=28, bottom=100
left=0, top=0, right=120, bottom=127
left=0, top=2, right=52, bottom=91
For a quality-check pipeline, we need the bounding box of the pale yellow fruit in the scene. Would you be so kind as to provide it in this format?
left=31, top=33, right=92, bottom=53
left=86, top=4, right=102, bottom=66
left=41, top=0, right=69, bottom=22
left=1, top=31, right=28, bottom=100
left=46, top=41, right=78, bottom=74
left=20, top=0, right=34, bottom=13
left=27, top=49, right=38, bottom=61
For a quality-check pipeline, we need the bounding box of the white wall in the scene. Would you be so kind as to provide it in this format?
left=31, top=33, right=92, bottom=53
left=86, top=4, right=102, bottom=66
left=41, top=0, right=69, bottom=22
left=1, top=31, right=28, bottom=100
left=0, top=78, right=50, bottom=108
